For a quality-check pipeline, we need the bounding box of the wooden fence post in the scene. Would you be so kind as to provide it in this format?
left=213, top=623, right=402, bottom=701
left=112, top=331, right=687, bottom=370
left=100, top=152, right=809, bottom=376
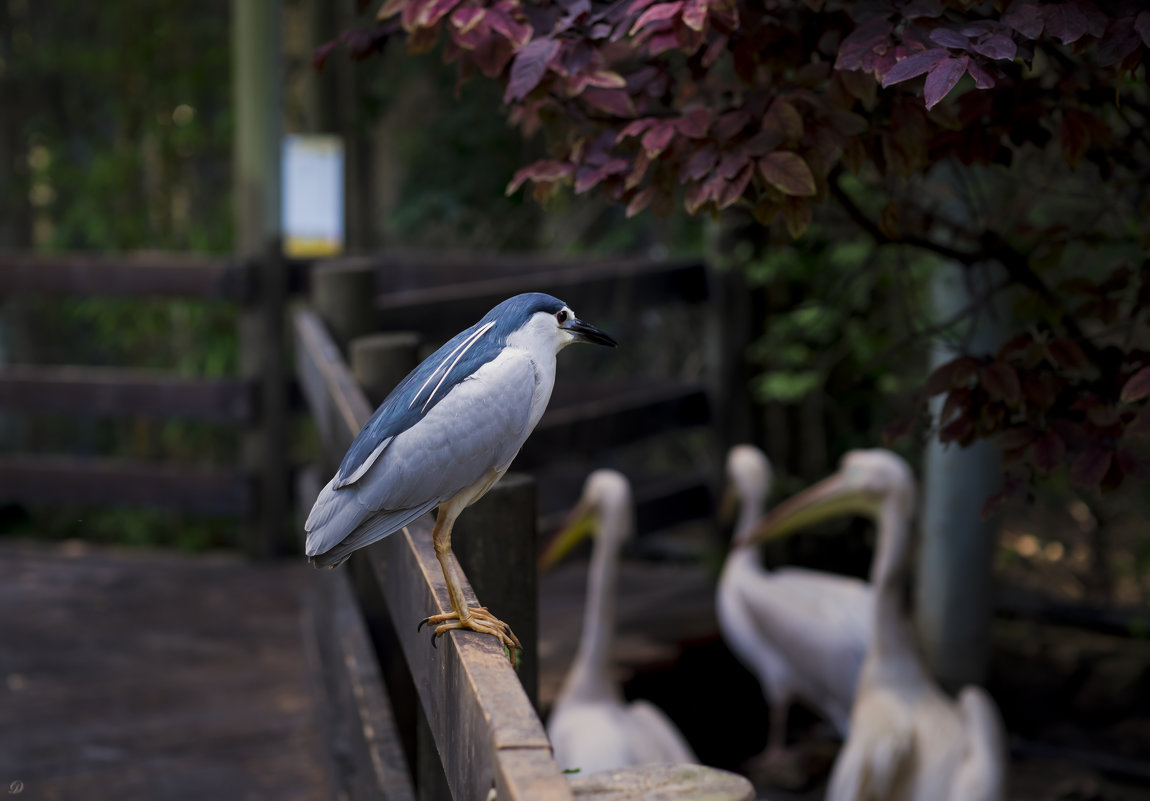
left=351, top=332, right=422, bottom=405
left=311, top=261, right=378, bottom=351
left=451, top=473, right=540, bottom=710
left=233, top=0, right=286, bottom=558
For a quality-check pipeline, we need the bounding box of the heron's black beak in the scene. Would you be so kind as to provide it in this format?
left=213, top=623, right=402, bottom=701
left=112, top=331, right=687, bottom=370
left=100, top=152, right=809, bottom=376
left=566, top=318, right=617, bottom=347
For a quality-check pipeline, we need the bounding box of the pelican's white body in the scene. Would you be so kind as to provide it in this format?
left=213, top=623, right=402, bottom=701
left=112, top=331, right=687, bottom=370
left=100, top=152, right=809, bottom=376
left=547, top=471, right=697, bottom=774
left=778, top=451, right=1008, bottom=801
left=716, top=445, right=871, bottom=755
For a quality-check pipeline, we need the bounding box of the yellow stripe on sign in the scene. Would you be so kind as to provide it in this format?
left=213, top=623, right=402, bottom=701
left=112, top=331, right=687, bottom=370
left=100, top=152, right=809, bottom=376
left=285, top=236, right=343, bottom=257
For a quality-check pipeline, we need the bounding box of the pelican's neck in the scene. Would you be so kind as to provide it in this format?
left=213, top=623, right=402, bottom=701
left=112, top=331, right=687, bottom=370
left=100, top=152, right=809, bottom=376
left=868, top=493, right=924, bottom=673
left=735, top=487, right=766, bottom=544
left=565, top=512, right=624, bottom=703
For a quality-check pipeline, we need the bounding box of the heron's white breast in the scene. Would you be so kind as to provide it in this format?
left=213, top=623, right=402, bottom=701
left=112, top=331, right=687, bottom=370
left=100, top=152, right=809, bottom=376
left=502, top=322, right=559, bottom=432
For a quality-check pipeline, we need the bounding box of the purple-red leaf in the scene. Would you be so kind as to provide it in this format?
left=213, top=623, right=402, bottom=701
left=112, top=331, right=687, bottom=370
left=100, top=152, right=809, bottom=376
left=881, top=48, right=950, bottom=87
left=682, top=145, right=717, bottom=181
left=574, top=157, right=630, bottom=194
left=1070, top=447, right=1112, bottom=490
left=675, top=108, right=710, bottom=138
left=929, top=28, right=970, bottom=49
left=716, top=163, right=754, bottom=209
left=504, top=38, right=560, bottom=103
left=1032, top=430, right=1066, bottom=475
left=714, top=109, right=751, bottom=142
left=1003, top=3, right=1043, bottom=39
left=641, top=121, right=676, bottom=157
left=980, top=362, right=1022, bottom=405
left=966, top=59, right=996, bottom=89
left=923, top=56, right=968, bottom=109
left=506, top=160, right=572, bottom=195
left=758, top=152, right=817, bottom=197
left=681, top=0, right=707, bottom=31
left=1121, top=366, right=1150, bottom=403
left=582, top=87, right=636, bottom=117
left=625, top=186, right=656, bottom=218
left=970, top=34, right=1017, bottom=61
left=1047, top=338, right=1089, bottom=372
left=617, top=118, right=659, bottom=142
left=762, top=99, right=804, bottom=141
left=926, top=355, right=979, bottom=395
left=835, top=18, right=894, bottom=72
left=1137, top=11, right=1150, bottom=48
left=629, top=1, right=683, bottom=35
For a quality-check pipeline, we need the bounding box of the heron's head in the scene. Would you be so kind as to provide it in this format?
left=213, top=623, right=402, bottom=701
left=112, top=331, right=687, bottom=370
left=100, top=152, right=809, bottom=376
left=741, top=449, right=915, bottom=547
left=495, top=293, right=617, bottom=355
left=721, top=445, right=773, bottom=541
left=539, top=469, right=633, bottom=570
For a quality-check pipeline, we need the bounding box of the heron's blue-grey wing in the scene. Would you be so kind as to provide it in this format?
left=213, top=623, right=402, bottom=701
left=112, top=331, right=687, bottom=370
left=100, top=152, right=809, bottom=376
left=330, top=318, right=501, bottom=490
left=305, top=351, right=538, bottom=564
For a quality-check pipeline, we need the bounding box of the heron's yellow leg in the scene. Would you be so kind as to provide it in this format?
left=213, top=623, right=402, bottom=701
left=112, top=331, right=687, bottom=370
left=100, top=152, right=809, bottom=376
left=419, top=509, right=522, bottom=654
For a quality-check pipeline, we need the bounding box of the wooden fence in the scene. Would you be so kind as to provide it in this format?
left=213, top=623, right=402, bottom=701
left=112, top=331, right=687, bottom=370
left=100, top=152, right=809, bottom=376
left=0, top=250, right=295, bottom=556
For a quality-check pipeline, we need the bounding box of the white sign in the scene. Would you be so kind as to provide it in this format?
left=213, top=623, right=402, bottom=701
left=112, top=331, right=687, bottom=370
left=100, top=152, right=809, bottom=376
left=282, top=134, right=344, bottom=256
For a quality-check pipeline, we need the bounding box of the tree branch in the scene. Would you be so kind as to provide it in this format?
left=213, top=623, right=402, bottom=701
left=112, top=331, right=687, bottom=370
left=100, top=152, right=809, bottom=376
left=829, top=171, right=1104, bottom=363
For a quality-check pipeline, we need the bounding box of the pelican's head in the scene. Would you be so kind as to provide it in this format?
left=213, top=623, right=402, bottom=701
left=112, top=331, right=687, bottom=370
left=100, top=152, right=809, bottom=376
left=539, top=469, right=633, bottom=570
left=720, top=445, right=773, bottom=546
left=743, top=449, right=915, bottom=546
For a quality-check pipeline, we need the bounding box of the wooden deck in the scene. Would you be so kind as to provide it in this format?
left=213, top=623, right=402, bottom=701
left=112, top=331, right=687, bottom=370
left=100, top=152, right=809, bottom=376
left=0, top=540, right=327, bottom=801
left=0, top=538, right=724, bottom=801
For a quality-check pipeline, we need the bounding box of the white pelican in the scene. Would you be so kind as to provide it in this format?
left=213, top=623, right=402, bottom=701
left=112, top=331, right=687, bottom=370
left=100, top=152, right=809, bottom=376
left=716, top=445, right=871, bottom=771
left=749, top=449, right=1007, bottom=801
left=540, top=470, right=698, bottom=774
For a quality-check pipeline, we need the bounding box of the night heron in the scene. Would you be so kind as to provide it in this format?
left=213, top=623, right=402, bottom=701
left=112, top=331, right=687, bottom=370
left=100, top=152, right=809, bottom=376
left=305, top=292, right=616, bottom=652
left=716, top=445, right=870, bottom=777
left=748, top=449, right=1006, bottom=801
left=540, top=469, right=697, bottom=773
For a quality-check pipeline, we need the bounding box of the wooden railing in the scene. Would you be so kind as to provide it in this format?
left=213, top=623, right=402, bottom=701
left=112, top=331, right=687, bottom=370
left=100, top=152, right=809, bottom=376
left=293, top=284, right=754, bottom=801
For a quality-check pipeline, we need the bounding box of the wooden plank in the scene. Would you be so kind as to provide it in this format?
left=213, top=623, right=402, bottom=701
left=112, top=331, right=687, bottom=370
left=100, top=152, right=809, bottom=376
left=370, top=257, right=708, bottom=340
left=292, top=305, right=374, bottom=460
left=365, top=524, right=573, bottom=801
left=0, top=541, right=327, bottom=801
left=0, top=365, right=253, bottom=423
left=305, top=570, right=418, bottom=801
left=0, top=455, right=251, bottom=516
left=0, top=251, right=250, bottom=300
left=518, top=380, right=711, bottom=469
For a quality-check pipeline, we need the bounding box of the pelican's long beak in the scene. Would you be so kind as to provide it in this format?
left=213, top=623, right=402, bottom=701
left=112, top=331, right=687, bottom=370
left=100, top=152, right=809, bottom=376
left=738, top=472, right=877, bottom=547
left=565, top=317, right=617, bottom=348
left=538, top=499, right=597, bottom=571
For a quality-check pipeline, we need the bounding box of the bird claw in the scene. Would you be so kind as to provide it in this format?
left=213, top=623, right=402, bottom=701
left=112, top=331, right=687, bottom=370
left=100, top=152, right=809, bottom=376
left=417, top=606, right=522, bottom=658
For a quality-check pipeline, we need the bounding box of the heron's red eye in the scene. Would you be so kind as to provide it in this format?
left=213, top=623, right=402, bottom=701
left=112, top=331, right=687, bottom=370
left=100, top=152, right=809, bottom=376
left=556, top=310, right=569, bottom=323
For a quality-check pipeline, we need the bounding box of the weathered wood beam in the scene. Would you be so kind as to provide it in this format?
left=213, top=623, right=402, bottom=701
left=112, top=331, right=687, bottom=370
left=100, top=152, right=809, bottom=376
left=303, top=568, right=417, bottom=801
left=0, top=252, right=250, bottom=300
left=518, top=380, right=710, bottom=468
left=0, top=365, right=253, bottom=423
left=369, top=257, right=707, bottom=340
left=0, top=456, right=250, bottom=516
left=293, top=305, right=373, bottom=461
left=364, top=525, right=572, bottom=801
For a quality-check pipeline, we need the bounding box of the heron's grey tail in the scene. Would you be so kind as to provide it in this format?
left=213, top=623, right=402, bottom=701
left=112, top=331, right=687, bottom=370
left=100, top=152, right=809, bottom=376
left=304, top=476, right=437, bottom=567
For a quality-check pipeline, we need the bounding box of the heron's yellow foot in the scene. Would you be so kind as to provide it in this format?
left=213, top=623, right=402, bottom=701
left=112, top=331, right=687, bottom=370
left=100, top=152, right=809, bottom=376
left=419, top=606, right=522, bottom=653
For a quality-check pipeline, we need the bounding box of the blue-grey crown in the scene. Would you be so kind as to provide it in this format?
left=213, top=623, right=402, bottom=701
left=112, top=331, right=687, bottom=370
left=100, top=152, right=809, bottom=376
left=333, top=293, right=567, bottom=486
left=481, top=292, right=566, bottom=333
